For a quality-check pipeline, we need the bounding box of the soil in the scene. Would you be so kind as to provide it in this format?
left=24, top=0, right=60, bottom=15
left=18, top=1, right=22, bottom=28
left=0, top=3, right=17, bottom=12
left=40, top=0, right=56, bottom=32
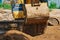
left=0, top=25, right=60, bottom=40
left=32, top=25, right=60, bottom=40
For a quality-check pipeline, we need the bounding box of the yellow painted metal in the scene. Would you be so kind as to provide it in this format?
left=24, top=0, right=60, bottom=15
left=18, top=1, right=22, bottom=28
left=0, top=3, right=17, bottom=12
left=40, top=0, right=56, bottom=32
left=17, top=0, right=24, bottom=4
left=13, top=11, right=25, bottom=19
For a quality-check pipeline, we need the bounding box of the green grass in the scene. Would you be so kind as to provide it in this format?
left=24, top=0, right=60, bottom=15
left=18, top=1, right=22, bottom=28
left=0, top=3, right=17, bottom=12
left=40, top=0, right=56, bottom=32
left=3, top=3, right=11, bottom=9
left=0, top=3, right=11, bottom=9
left=0, top=3, right=3, bottom=8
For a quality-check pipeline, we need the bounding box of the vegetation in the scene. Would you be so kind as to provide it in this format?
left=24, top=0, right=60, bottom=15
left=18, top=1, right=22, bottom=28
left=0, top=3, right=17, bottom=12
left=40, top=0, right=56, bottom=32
left=3, top=3, right=11, bottom=9
left=0, top=3, right=11, bottom=9
left=58, top=6, right=60, bottom=9
left=49, top=1, right=57, bottom=9
left=0, top=3, right=3, bottom=8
